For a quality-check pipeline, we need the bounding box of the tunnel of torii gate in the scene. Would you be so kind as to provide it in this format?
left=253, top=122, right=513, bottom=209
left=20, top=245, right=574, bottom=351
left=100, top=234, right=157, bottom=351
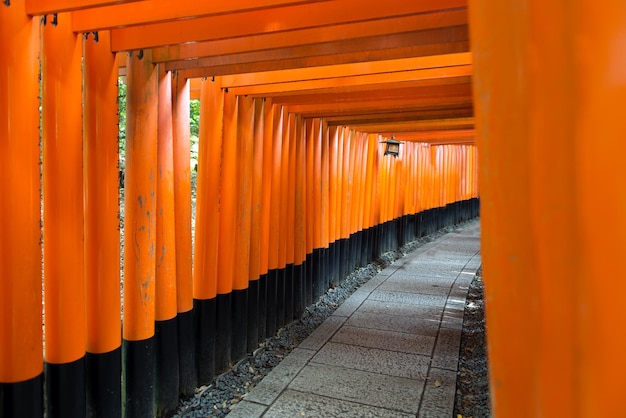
left=1, top=1, right=625, bottom=417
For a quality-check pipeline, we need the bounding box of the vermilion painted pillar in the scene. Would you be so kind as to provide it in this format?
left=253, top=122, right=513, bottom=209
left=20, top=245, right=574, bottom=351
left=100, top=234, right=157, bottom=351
left=276, top=111, right=291, bottom=327
left=193, top=78, right=223, bottom=384
left=83, top=30, right=121, bottom=418
left=123, top=49, right=158, bottom=418
left=232, top=95, right=254, bottom=360
left=257, top=99, right=274, bottom=341
left=0, top=4, right=42, bottom=417
left=266, top=104, right=283, bottom=336
left=294, top=115, right=307, bottom=316
left=247, top=97, right=265, bottom=351
left=42, top=13, right=86, bottom=418
left=215, top=91, right=238, bottom=372
left=470, top=0, right=626, bottom=416
left=171, top=72, right=196, bottom=396
left=155, top=67, right=179, bottom=417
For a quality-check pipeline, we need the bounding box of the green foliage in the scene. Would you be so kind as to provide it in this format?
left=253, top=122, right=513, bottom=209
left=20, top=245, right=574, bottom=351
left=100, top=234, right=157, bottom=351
left=118, top=77, right=127, bottom=170
left=117, top=77, right=201, bottom=171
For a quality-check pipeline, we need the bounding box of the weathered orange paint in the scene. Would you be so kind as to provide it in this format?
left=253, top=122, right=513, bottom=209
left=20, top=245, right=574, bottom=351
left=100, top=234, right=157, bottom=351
left=294, top=116, right=307, bottom=266
left=471, top=0, right=626, bottom=416
left=216, top=92, right=238, bottom=295
left=42, top=12, right=86, bottom=364
left=249, top=98, right=265, bottom=281
left=286, top=113, right=298, bottom=266
left=0, top=4, right=42, bottom=383
left=233, top=95, right=254, bottom=291
left=259, top=100, right=275, bottom=275
left=83, top=31, right=121, bottom=354
left=193, top=79, right=223, bottom=300
left=171, top=73, right=193, bottom=313
left=155, top=67, right=177, bottom=321
left=267, top=105, right=283, bottom=270
left=123, top=49, right=158, bottom=341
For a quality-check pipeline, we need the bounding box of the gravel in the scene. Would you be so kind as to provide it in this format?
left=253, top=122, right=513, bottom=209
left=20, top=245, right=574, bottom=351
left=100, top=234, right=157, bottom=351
left=454, top=267, right=492, bottom=418
left=172, top=223, right=479, bottom=418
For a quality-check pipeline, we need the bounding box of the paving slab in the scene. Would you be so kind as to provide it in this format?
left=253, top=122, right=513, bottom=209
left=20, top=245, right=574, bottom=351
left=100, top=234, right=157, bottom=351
left=418, top=368, right=458, bottom=418
left=263, top=390, right=415, bottom=418
left=229, top=220, right=481, bottom=418
left=312, top=341, right=431, bottom=379
left=289, top=362, right=423, bottom=414
left=330, top=324, right=436, bottom=356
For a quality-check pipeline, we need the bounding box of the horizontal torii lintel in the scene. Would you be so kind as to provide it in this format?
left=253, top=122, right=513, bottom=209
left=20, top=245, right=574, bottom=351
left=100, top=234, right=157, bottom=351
left=109, top=0, right=466, bottom=51
left=27, top=0, right=143, bottom=15
left=151, top=10, right=468, bottom=62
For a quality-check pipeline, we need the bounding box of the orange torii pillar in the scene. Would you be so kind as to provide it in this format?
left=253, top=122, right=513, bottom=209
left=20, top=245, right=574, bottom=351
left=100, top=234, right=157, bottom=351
left=171, top=72, right=196, bottom=395
left=257, top=99, right=274, bottom=341
left=265, top=104, right=283, bottom=336
left=304, top=119, right=315, bottom=305
left=275, top=112, right=291, bottom=327
left=247, top=97, right=265, bottom=352
left=42, top=13, right=86, bottom=418
left=123, top=49, right=158, bottom=418
left=232, top=95, right=254, bottom=360
left=293, top=115, right=308, bottom=317
left=320, top=121, right=331, bottom=292
left=193, top=78, right=223, bottom=384
left=327, top=126, right=340, bottom=287
left=285, top=113, right=298, bottom=322
left=0, top=4, right=42, bottom=417
left=471, top=1, right=626, bottom=416
left=83, top=31, right=121, bottom=418
left=215, top=91, right=238, bottom=372
left=155, top=67, right=179, bottom=417
left=338, top=127, right=351, bottom=281
left=311, top=119, right=324, bottom=299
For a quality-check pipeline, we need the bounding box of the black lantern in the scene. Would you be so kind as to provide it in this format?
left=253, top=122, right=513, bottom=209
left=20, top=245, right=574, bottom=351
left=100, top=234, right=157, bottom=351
left=382, top=135, right=402, bottom=157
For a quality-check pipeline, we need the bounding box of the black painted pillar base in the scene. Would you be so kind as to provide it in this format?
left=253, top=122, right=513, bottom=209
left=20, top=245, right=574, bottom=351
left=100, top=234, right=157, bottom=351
left=320, top=248, right=329, bottom=294
left=0, top=373, right=43, bottom=418
left=284, top=264, right=294, bottom=324
left=215, top=293, right=232, bottom=373
left=276, top=268, right=286, bottom=329
left=45, top=356, right=86, bottom=418
left=265, top=269, right=277, bottom=337
left=231, top=288, right=248, bottom=361
left=123, top=337, right=155, bottom=418
left=311, top=249, right=321, bottom=301
left=194, top=298, right=216, bottom=385
left=155, top=317, right=180, bottom=418
left=177, top=309, right=197, bottom=397
left=247, top=279, right=260, bottom=353
left=305, top=253, right=313, bottom=306
left=293, top=263, right=304, bottom=319
left=86, top=347, right=121, bottom=417
left=257, top=274, right=267, bottom=342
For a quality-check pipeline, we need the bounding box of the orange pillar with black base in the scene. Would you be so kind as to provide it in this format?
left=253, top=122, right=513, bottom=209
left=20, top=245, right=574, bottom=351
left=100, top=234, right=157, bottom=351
left=320, top=122, right=330, bottom=292
left=305, top=119, right=315, bottom=305
left=247, top=97, right=265, bottom=352
left=0, top=4, right=42, bottom=417
left=265, top=104, right=283, bottom=336
left=42, top=13, right=86, bottom=418
left=215, top=91, right=237, bottom=371
left=232, top=95, right=254, bottom=360
left=257, top=99, right=274, bottom=341
left=171, top=72, right=196, bottom=396
left=193, top=78, right=223, bottom=384
left=155, top=67, right=179, bottom=417
left=294, top=115, right=307, bottom=316
left=123, top=49, right=158, bottom=418
left=83, top=30, right=121, bottom=418
left=285, top=113, right=298, bottom=321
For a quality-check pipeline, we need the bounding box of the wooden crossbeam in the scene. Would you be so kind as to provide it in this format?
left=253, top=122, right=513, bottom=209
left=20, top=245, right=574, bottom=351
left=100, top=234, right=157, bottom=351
left=108, top=0, right=466, bottom=50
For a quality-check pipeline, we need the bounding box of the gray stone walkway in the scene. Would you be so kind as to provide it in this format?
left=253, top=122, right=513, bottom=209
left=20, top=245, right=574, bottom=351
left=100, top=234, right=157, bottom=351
left=230, top=220, right=481, bottom=418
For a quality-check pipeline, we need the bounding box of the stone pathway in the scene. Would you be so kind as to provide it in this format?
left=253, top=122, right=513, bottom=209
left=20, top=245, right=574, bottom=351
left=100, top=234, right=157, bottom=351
left=229, top=220, right=481, bottom=418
